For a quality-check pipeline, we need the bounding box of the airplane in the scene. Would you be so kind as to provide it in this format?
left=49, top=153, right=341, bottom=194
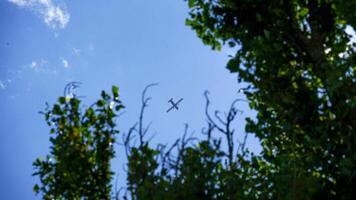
left=167, top=98, right=183, bottom=113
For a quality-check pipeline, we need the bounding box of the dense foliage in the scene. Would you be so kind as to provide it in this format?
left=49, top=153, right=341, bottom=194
left=33, top=86, right=124, bottom=199
left=185, top=0, right=355, bottom=199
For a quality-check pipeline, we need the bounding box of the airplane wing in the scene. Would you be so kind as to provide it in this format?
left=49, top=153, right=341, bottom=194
left=167, top=106, right=174, bottom=113
left=176, top=98, right=183, bottom=104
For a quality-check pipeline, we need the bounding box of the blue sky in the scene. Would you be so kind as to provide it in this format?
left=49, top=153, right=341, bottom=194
left=0, top=0, right=260, bottom=199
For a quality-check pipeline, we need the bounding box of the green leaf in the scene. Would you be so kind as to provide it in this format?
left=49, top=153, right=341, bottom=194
left=97, top=99, right=106, bottom=107
left=33, top=184, right=40, bottom=193
left=101, top=91, right=110, bottom=100
left=226, top=57, right=239, bottom=73
left=52, top=104, right=61, bottom=115
left=112, top=85, right=119, bottom=99
left=58, top=97, right=66, bottom=104
left=188, top=0, right=195, bottom=8
left=115, top=104, right=125, bottom=111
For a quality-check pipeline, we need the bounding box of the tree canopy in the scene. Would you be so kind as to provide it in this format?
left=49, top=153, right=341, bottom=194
left=33, top=86, right=124, bottom=199
left=185, top=0, right=355, bottom=199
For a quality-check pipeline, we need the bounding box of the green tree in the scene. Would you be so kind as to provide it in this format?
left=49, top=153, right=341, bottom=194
left=185, top=0, right=355, bottom=199
left=33, top=85, right=124, bottom=199
left=120, top=87, right=268, bottom=200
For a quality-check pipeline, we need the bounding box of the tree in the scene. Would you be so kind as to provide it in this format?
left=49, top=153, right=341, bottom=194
left=33, top=84, right=124, bottom=199
left=119, top=86, right=269, bottom=200
left=185, top=0, right=355, bottom=199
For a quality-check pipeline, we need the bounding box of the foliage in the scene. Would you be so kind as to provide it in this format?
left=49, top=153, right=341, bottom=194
left=119, top=87, right=273, bottom=200
left=185, top=0, right=355, bottom=199
left=33, top=85, right=124, bottom=199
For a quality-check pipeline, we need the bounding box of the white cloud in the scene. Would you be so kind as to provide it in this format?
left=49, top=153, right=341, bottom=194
left=0, top=80, right=6, bottom=90
left=72, top=48, right=81, bottom=55
left=28, top=59, right=47, bottom=71
left=0, top=59, right=58, bottom=93
left=61, top=58, right=69, bottom=68
left=30, top=61, right=37, bottom=69
left=27, top=59, right=58, bottom=74
left=0, top=79, right=13, bottom=90
left=8, top=0, right=70, bottom=29
left=71, top=43, right=95, bottom=56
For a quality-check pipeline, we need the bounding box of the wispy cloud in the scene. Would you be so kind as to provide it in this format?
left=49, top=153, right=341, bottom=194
left=0, top=59, right=57, bottom=91
left=30, top=61, right=37, bottom=69
left=61, top=57, right=69, bottom=68
left=71, top=43, right=95, bottom=56
left=27, top=59, right=54, bottom=73
left=72, top=48, right=81, bottom=55
left=0, top=78, right=15, bottom=90
left=8, top=0, right=70, bottom=29
left=0, top=80, right=7, bottom=90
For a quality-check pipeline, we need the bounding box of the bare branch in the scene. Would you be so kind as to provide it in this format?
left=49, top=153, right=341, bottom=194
left=138, top=83, right=159, bottom=146
left=241, top=132, right=248, bottom=157
left=202, top=122, right=215, bottom=142
left=204, top=91, right=225, bottom=133
left=203, top=91, right=248, bottom=167
left=63, top=81, right=82, bottom=98
left=161, top=139, right=180, bottom=173
left=215, top=110, right=227, bottom=125
left=147, top=131, right=157, bottom=143
left=123, top=122, right=138, bottom=157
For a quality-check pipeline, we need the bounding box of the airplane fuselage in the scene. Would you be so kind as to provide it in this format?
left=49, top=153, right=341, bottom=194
left=167, top=98, right=183, bottom=112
